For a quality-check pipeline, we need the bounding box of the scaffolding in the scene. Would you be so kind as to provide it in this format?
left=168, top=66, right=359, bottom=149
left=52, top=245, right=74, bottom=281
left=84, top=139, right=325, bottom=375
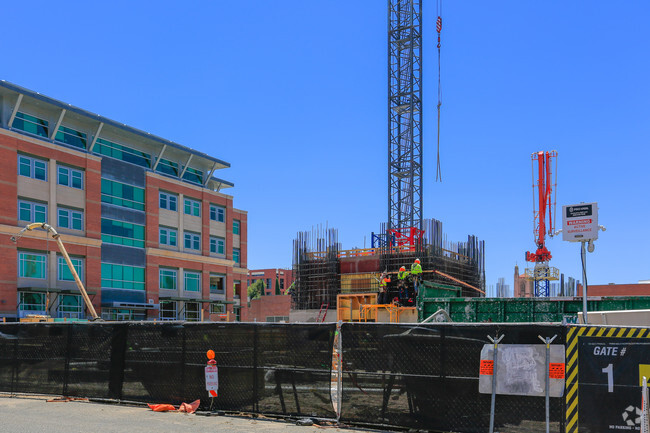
left=292, top=226, right=340, bottom=310
left=292, top=219, right=485, bottom=310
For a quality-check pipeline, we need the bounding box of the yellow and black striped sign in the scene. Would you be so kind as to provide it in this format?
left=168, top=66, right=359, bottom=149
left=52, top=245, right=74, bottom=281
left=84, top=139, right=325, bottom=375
left=565, top=325, right=650, bottom=433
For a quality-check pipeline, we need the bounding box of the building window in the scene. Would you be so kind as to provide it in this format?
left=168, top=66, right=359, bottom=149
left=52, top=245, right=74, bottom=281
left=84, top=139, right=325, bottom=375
left=101, top=179, right=145, bottom=210
left=159, top=268, right=177, bottom=290
left=101, top=218, right=145, bottom=248
left=101, top=263, right=145, bottom=290
left=159, top=227, right=177, bottom=247
left=159, top=300, right=177, bottom=320
left=58, top=256, right=83, bottom=282
left=210, top=274, right=225, bottom=294
left=55, top=125, right=87, bottom=149
left=233, top=219, right=240, bottom=235
left=18, top=292, right=46, bottom=312
left=209, top=236, right=225, bottom=255
left=184, top=198, right=201, bottom=217
left=12, top=112, right=49, bottom=137
left=94, top=138, right=152, bottom=168
left=233, top=248, right=241, bottom=265
left=18, top=155, right=47, bottom=181
left=184, top=231, right=201, bottom=251
left=58, top=294, right=83, bottom=318
left=57, top=165, right=84, bottom=189
left=210, top=303, right=225, bottom=314
left=182, top=167, right=203, bottom=184
left=184, top=271, right=201, bottom=292
left=18, top=200, right=47, bottom=223
left=101, top=308, right=144, bottom=321
left=18, top=252, right=47, bottom=279
left=156, top=158, right=179, bottom=177
left=183, top=302, right=200, bottom=321
left=159, top=192, right=177, bottom=211
left=58, top=207, right=84, bottom=231
left=209, top=204, right=225, bottom=222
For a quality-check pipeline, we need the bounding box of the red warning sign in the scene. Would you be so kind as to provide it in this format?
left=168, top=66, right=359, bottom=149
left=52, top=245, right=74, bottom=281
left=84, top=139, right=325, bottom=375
left=549, top=362, right=565, bottom=379
left=480, top=359, right=494, bottom=375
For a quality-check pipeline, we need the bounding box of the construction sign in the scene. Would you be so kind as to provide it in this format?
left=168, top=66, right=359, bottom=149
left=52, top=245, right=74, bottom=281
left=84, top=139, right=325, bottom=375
left=562, top=203, right=598, bottom=242
left=205, top=365, right=218, bottom=397
left=478, top=344, right=565, bottom=397
left=565, top=325, right=650, bottom=433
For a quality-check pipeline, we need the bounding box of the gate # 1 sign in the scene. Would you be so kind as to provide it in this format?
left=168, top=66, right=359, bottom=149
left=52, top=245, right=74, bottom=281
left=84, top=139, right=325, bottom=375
left=578, top=334, right=649, bottom=432
left=562, top=203, right=598, bottom=242
left=205, top=365, right=218, bottom=397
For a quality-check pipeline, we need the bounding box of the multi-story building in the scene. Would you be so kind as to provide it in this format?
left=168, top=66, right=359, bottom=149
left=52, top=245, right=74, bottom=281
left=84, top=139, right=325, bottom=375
left=248, top=268, right=293, bottom=296
left=0, top=81, right=247, bottom=321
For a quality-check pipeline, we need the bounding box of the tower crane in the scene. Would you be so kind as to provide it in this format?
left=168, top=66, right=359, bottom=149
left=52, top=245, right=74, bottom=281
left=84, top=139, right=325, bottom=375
left=524, top=151, right=559, bottom=297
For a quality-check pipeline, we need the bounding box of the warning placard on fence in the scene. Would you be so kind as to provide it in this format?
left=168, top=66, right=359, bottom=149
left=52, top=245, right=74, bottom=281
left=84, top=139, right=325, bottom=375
left=549, top=363, right=565, bottom=379
left=480, top=359, right=494, bottom=375
left=479, top=344, right=565, bottom=397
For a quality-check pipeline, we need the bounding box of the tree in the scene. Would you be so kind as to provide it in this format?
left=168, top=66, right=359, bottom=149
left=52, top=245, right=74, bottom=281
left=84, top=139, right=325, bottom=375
left=275, top=277, right=281, bottom=295
left=247, top=280, right=264, bottom=300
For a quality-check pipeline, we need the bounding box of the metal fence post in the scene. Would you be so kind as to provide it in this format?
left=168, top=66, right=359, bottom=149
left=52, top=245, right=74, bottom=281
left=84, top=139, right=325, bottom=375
left=336, top=320, right=343, bottom=423
left=642, top=376, right=649, bottom=433
left=539, top=334, right=557, bottom=433
left=487, top=333, right=504, bottom=433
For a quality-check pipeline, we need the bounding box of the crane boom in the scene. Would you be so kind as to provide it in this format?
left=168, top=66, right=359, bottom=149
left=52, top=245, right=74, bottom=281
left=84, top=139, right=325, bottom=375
left=526, top=151, right=557, bottom=263
left=11, top=223, right=100, bottom=320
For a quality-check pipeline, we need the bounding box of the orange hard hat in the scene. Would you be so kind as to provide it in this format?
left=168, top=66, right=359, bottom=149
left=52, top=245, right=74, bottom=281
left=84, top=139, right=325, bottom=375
left=399, top=266, right=405, bottom=271
left=414, top=259, right=421, bottom=264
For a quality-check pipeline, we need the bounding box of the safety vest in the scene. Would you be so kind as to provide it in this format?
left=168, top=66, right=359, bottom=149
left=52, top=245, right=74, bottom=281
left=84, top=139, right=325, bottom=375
left=379, top=277, right=390, bottom=287
left=398, top=270, right=409, bottom=280
left=411, top=263, right=422, bottom=275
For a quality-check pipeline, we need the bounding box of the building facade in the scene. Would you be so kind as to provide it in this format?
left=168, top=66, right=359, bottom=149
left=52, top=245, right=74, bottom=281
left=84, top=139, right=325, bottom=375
left=248, top=268, right=293, bottom=296
left=0, top=81, right=247, bottom=321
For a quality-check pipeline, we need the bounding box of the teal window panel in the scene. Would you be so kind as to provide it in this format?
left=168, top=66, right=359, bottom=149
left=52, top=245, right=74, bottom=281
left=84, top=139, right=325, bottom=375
left=19, top=252, right=47, bottom=279
left=13, top=112, right=48, bottom=137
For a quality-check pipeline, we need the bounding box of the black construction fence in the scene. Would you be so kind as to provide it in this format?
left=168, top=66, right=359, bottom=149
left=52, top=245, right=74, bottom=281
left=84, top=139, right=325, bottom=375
left=0, top=321, right=567, bottom=432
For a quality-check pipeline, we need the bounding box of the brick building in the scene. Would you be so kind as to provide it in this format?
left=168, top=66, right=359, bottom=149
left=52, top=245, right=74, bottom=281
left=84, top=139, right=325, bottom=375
left=248, top=268, right=293, bottom=296
left=0, top=81, right=247, bottom=321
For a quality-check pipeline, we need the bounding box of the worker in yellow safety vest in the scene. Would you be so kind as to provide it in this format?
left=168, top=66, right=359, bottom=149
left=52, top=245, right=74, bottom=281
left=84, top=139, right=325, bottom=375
left=397, top=266, right=409, bottom=301
left=411, top=258, right=422, bottom=294
left=378, top=271, right=391, bottom=304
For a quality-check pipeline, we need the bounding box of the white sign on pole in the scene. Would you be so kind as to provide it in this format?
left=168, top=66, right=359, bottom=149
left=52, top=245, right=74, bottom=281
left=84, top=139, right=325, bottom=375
left=205, top=365, right=218, bottom=397
left=562, top=203, right=598, bottom=242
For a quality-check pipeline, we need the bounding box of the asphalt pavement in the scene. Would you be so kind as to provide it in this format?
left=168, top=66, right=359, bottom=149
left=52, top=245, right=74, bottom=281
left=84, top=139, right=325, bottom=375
left=0, top=395, right=385, bottom=433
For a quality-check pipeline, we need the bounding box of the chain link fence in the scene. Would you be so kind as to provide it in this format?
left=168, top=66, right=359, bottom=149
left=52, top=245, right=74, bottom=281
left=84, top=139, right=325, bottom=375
left=0, top=321, right=565, bottom=432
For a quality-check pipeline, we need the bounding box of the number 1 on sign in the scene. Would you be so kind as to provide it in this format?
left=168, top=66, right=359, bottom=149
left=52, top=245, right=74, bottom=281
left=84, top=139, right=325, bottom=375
left=602, top=363, right=614, bottom=392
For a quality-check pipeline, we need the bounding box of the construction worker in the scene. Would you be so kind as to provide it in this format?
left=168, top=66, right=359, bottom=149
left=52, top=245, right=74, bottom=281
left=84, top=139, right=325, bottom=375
left=411, top=258, right=423, bottom=294
left=397, top=266, right=409, bottom=302
left=378, top=271, right=391, bottom=304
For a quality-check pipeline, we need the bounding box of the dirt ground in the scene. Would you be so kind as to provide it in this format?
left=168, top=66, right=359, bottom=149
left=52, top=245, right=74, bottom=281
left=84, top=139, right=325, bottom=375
left=0, top=394, right=387, bottom=433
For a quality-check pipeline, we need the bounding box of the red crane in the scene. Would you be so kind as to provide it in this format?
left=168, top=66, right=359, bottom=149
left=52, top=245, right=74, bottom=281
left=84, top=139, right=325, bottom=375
left=525, top=151, right=558, bottom=297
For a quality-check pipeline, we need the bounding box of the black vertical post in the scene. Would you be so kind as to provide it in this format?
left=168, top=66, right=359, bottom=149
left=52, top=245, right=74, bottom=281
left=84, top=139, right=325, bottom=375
left=180, top=325, right=187, bottom=402
left=108, top=323, right=129, bottom=400
left=62, top=324, right=73, bottom=396
left=253, top=324, right=259, bottom=413
left=11, top=337, right=18, bottom=394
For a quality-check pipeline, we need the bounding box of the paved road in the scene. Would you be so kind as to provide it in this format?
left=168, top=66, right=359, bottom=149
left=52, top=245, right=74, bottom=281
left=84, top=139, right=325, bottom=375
left=0, top=395, right=384, bottom=433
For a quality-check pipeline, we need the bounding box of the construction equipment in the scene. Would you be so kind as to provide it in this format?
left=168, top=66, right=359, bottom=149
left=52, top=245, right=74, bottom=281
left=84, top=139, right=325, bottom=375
left=11, top=223, right=100, bottom=320
left=524, top=151, right=559, bottom=297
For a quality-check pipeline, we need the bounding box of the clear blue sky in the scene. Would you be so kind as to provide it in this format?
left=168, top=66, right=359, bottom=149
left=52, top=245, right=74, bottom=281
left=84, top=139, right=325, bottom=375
left=3, top=1, right=649, bottom=291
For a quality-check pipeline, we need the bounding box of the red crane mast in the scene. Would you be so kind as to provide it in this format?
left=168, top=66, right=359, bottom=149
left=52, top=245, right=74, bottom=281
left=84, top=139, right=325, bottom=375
left=526, top=151, right=557, bottom=263
left=524, top=150, right=558, bottom=297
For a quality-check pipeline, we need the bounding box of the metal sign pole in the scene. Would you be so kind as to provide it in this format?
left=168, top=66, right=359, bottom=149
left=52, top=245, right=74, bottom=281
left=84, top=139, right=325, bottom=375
left=539, top=334, right=557, bottom=433
left=487, top=333, right=504, bottom=433
left=642, top=376, right=649, bottom=433
left=581, top=241, right=588, bottom=324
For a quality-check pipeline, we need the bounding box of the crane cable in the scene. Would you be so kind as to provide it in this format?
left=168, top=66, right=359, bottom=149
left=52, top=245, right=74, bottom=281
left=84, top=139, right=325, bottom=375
left=435, top=0, right=443, bottom=182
